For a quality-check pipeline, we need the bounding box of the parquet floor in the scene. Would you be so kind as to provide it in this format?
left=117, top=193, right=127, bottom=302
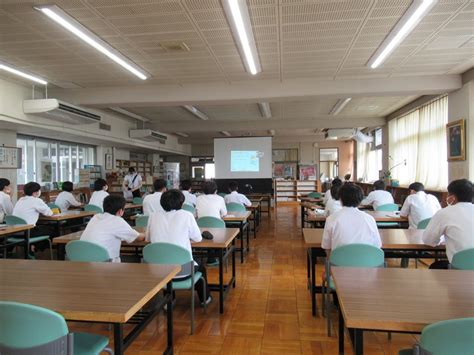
left=69, top=205, right=419, bottom=354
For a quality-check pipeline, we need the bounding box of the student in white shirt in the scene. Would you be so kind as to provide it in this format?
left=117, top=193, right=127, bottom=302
left=361, top=180, right=395, bottom=210
left=123, top=167, right=142, bottom=200
left=324, top=184, right=342, bottom=217
left=13, top=182, right=53, bottom=226
left=0, top=178, right=14, bottom=223
left=147, top=189, right=211, bottom=305
left=224, top=181, right=252, bottom=207
left=322, top=183, right=382, bottom=253
left=323, top=178, right=342, bottom=205
left=143, top=179, right=166, bottom=216
left=55, top=181, right=82, bottom=212
left=89, top=179, right=109, bottom=211
left=422, top=179, right=474, bottom=269
left=180, top=179, right=197, bottom=207
left=196, top=181, right=227, bottom=219
left=400, top=182, right=441, bottom=229
left=81, top=195, right=144, bottom=262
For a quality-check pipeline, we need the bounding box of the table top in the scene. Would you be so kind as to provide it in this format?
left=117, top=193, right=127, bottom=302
left=303, top=228, right=445, bottom=250
left=223, top=211, right=251, bottom=221
left=124, top=203, right=143, bottom=210
left=247, top=202, right=260, bottom=209
left=39, top=210, right=95, bottom=221
left=249, top=197, right=263, bottom=203
left=0, top=224, right=34, bottom=236
left=307, top=210, right=407, bottom=223
left=331, top=267, right=474, bottom=332
left=0, top=259, right=180, bottom=323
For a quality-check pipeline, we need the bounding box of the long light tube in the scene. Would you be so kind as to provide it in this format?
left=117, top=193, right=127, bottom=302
left=183, top=105, right=209, bottom=120
left=0, top=62, right=47, bottom=85
left=175, top=132, right=189, bottom=138
left=220, top=131, right=231, bottom=136
left=329, top=98, right=352, bottom=116
left=258, top=102, right=272, bottom=118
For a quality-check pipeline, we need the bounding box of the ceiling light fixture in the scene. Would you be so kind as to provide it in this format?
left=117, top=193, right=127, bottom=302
left=258, top=102, right=272, bottom=118
left=368, top=0, right=438, bottom=69
left=329, top=98, right=352, bottom=116
left=220, top=131, right=231, bottom=136
left=222, top=0, right=261, bottom=75
left=35, top=5, right=149, bottom=80
left=183, top=105, right=209, bottom=120
left=268, top=129, right=275, bottom=136
left=175, top=132, right=189, bottom=138
left=0, top=62, right=47, bottom=85
left=109, top=107, right=150, bottom=122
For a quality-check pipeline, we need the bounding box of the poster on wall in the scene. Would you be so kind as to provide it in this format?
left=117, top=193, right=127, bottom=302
left=446, top=119, right=466, bottom=161
left=0, top=146, right=21, bottom=169
left=41, top=161, right=52, bottom=182
left=299, top=165, right=318, bottom=180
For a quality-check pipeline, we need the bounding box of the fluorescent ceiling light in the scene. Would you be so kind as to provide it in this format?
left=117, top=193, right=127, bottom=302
left=258, top=102, right=272, bottom=118
left=109, top=107, right=150, bottom=122
left=175, top=132, right=189, bottom=138
left=35, top=5, right=149, bottom=80
left=368, top=0, right=438, bottom=69
left=220, top=131, right=231, bottom=136
left=329, top=98, right=352, bottom=116
left=0, top=62, right=47, bottom=85
left=222, top=0, right=261, bottom=75
left=268, top=129, right=275, bottom=136
left=183, top=105, right=209, bottom=120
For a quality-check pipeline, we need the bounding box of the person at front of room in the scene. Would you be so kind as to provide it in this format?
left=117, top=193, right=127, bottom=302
left=360, top=179, right=395, bottom=210
left=422, top=179, right=474, bottom=269
left=400, top=182, right=441, bottom=229
left=55, top=181, right=82, bottom=212
left=0, top=178, right=14, bottom=223
left=143, top=179, right=167, bottom=216
left=224, top=181, right=252, bottom=207
left=123, top=167, right=143, bottom=200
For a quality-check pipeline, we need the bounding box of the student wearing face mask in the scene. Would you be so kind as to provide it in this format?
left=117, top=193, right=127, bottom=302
left=0, top=178, right=14, bottom=223
left=422, top=179, right=474, bottom=269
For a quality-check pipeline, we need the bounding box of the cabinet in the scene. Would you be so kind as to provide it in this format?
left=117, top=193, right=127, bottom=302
left=274, top=179, right=321, bottom=204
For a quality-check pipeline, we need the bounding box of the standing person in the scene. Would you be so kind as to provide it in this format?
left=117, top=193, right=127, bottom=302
left=180, top=179, right=197, bottom=207
left=224, top=181, right=252, bottom=207
left=55, top=181, right=82, bottom=212
left=143, top=179, right=167, bottom=216
left=123, top=167, right=142, bottom=200
left=89, top=178, right=109, bottom=211
left=196, top=181, right=227, bottom=219
left=360, top=180, right=395, bottom=210
left=0, top=178, right=14, bottom=223
left=400, top=182, right=441, bottom=229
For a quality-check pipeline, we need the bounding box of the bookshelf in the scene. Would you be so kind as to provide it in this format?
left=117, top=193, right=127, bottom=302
left=80, top=165, right=102, bottom=188
left=107, top=159, right=154, bottom=195
left=274, top=179, right=321, bottom=204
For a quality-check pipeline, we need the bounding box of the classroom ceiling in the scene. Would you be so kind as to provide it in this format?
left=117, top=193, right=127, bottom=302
left=0, top=0, right=472, bottom=145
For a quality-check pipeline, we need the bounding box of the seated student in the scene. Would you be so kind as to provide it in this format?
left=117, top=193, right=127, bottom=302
left=146, top=189, right=211, bottom=305
left=422, top=179, right=474, bottom=269
left=400, top=182, right=441, bottom=229
left=322, top=183, right=382, bottom=253
left=180, top=179, right=197, bottom=207
left=323, top=177, right=342, bottom=205
left=224, top=181, right=252, bottom=207
left=143, top=179, right=166, bottom=216
left=324, top=184, right=342, bottom=216
left=360, top=180, right=394, bottom=210
left=196, top=181, right=227, bottom=219
left=0, top=178, right=14, bottom=223
left=13, top=182, right=53, bottom=225
left=89, top=178, right=109, bottom=211
left=55, top=181, right=82, bottom=212
left=80, top=195, right=144, bottom=262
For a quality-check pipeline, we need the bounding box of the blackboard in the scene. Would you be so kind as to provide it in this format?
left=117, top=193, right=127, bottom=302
left=0, top=146, right=22, bottom=169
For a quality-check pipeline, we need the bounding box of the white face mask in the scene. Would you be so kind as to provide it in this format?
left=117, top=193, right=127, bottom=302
left=446, top=195, right=455, bottom=206
left=36, top=190, right=41, bottom=198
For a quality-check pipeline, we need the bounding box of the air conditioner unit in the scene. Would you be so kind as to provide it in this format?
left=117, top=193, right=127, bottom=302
left=353, top=129, right=374, bottom=143
left=129, top=129, right=167, bottom=144
left=23, top=99, right=101, bottom=125
left=325, top=129, right=355, bottom=140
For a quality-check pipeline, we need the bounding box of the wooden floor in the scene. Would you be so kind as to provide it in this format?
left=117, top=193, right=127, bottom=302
left=69, top=205, right=419, bottom=354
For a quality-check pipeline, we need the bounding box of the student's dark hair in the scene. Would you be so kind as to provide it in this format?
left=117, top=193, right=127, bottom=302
left=103, top=195, right=126, bottom=215
left=0, top=178, right=10, bottom=191
left=373, top=180, right=385, bottom=191
left=93, top=178, right=107, bottom=191
left=23, top=182, right=41, bottom=196
left=203, top=181, right=218, bottom=195
left=339, top=183, right=364, bottom=207
left=344, top=173, right=351, bottom=181
left=447, top=179, right=473, bottom=203
left=160, top=189, right=185, bottom=211
left=153, top=179, right=167, bottom=192
left=330, top=184, right=341, bottom=201
left=228, top=181, right=238, bottom=192
left=62, top=181, right=74, bottom=192
left=180, top=179, right=192, bottom=191
left=128, top=167, right=135, bottom=173
left=332, top=178, right=343, bottom=187
left=408, top=182, right=424, bottom=192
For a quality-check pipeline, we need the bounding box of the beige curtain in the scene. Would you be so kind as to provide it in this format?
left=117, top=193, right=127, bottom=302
left=357, top=142, right=380, bottom=182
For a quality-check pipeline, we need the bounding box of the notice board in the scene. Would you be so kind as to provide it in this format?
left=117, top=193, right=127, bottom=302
left=0, top=146, right=22, bottom=169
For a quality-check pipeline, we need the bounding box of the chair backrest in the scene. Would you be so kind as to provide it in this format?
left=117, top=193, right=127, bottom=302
left=143, top=242, right=193, bottom=277
left=182, top=203, right=195, bottom=214
left=47, top=203, right=60, bottom=210
left=417, top=218, right=431, bottom=230
left=375, top=203, right=399, bottom=212
left=308, top=192, right=321, bottom=199
left=5, top=215, right=28, bottom=226
left=197, top=216, right=226, bottom=228
left=330, top=244, right=385, bottom=268
left=133, top=197, right=143, bottom=205
left=84, top=204, right=103, bottom=213
left=0, top=301, right=68, bottom=349
left=218, top=192, right=226, bottom=198
left=420, top=318, right=474, bottom=354
left=226, top=202, right=246, bottom=212
left=66, top=240, right=110, bottom=262
left=451, top=248, right=474, bottom=270
left=135, top=215, right=149, bottom=228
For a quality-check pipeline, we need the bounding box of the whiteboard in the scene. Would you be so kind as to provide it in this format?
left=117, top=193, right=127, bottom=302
left=0, top=146, right=22, bottom=169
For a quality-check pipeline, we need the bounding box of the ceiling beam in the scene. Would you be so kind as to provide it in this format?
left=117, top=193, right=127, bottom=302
left=178, top=133, right=329, bottom=145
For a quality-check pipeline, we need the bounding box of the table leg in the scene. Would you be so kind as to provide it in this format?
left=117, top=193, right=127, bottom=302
left=267, top=196, right=271, bottom=219
left=310, top=248, right=318, bottom=317
left=239, top=223, right=244, bottom=263
left=57, top=244, right=66, bottom=260
left=24, top=230, right=30, bottom=259
left=253, top=210, right=257, bottom=239
left=164, top=281, right=174, bottom=355
left=246, top=221, right=250, bottom=252
left=113, top=323, right=124, bottom=355
left=232, top=243, right=236, bottom=288
left=354, top=329, right=363, bottom=355
left=339, top=306, right=344, bottom=354
left=301, top=204, right=305, bottom=229
left=218, top=248, right=224, bottom=314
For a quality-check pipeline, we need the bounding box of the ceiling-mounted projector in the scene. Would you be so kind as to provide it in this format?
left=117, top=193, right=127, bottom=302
left=325, top=128, right=374, bottom=143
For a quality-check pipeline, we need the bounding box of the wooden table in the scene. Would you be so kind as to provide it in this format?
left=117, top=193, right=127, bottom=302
left=248, top=193, right=272, bottom=218
left=38, top=210, right=95, bottom=236
left=223, top=211, right=251, bottom=263
left=332, top=267, right=474, bottom=355
left=246, top=201, right=261, bottom=239
left=53, top=228, right=240, bottom=314
left=307, top=210, right=408, bottom=227
left=303, top=228, right=445, bottom=317
left=0, top=224, right=34, bottom=259
left=0, top=259, right=180, bottom=355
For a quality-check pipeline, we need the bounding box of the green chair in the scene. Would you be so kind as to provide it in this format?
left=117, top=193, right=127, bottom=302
left=84, top=204, right=103, bottom=213
left=47, top=202, right=60, bottom=210
left=451, top=248, right=474, bottom=270
left=324, top=244, right=384, bottom=337
left=226, top=202, right=246, bottom=212
left=417, top=218, right=431, bottom=229
left=66, top=240, right=110, bottom=262
left=308, top=192, right=322, bottom=199
left=5, top=215, right=53, bottom=260
left=132, top=197, right=143, bottom=205
left=399, top=318, right=474, bottom=355
left=135, top=215, right=149, bottom=228
left=218, top=192, right=226, bottom=198
left=375, top=203, right=400, bottom=228
left=0, top=301, right=112, bottom=355
left=197, top=216, right=226, bottom=228
left=182, top=203, right=196, bottom=214
left=143, top=242, right=206, bottom=334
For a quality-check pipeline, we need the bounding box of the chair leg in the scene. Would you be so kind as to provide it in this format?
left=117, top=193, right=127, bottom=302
left=48, top=239, right=53, bottom=260
left=190, top=284, right=195, bottom=335
left=103, top=347, right=114, bottom=354
left=202, top=277, right=207, bottom=314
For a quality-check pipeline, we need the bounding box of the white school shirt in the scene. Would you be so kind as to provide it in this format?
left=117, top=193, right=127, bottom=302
left=0, top=191, right=13, bottom=223
left=323, top=189, right=332, bottom=205
left=182, top=190, right=197, bottom=207
left=196, top=194, right=227, bottom=219
left=224, top=191, right=252, bottom=207
left=322, top=207, right=382, bottom=251
left=55, top=191, right=81, bottom=212
left=143, top=191, right=164, bottom=216
left=89, top=190, right=109, bottom=210
left=422, top=203, right=474, bottom=262
left=361, top=190, right=394, bottom=210
left=12, top=196, right=53, bottom=225
left=400, top=191, right=441, bottom=229
left=124, top=173, right=142, bottom=190
left=324, top=198, right=342, bottom=217
left=80, top=213, right=139, bottom=262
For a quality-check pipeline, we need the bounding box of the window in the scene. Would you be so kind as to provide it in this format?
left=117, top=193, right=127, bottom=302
left=357, top=129, right=383, bottom=182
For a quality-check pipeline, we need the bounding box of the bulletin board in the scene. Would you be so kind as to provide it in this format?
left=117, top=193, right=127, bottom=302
left=0, top=146, right=22, bottom=169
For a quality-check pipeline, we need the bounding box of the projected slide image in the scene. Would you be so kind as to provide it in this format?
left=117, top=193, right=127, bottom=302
left=231, top=151, right=260, bottom=172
